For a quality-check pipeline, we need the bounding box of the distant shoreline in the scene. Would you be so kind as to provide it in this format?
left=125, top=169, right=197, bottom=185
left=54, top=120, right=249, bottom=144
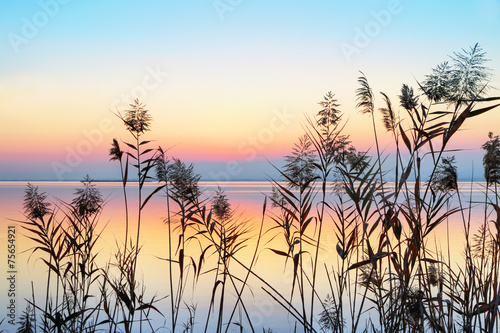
left=0, top=178, right=487, bottom=183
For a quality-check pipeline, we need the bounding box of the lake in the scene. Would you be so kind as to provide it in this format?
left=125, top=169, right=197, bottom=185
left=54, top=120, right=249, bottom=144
left=0, top=180, right=494, bottom=332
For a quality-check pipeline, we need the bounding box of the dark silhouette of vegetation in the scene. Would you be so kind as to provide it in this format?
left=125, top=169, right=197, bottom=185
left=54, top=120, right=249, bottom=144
left=168, top=158, right=202, bottom=205
left=211, top=186, right=232, bottom=221
left=317, top=91, right=342, bottom=131
left=422, top=43, right=491, bottom=104
left=283, top=134, right=317, bottom=191
left=16, top=305, right=35, bottom=333
left=429, top=156, right=458, bottom=192
left=11, top=44, right=500, bottom=333
left=482, top=132, right=500, bottom=185
left=23, top=183, right=51, bottom=220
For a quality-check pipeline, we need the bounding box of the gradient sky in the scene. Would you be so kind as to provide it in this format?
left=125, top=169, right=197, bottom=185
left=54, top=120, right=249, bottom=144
left=0, top=0, right=499, bottom=181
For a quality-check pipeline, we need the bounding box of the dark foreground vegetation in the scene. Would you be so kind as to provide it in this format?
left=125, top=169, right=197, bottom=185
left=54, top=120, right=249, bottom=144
left=8, top=44, right=500, bottom=333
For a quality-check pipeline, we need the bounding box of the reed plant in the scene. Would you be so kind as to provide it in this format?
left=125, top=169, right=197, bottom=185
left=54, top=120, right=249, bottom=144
left=155, top=155, right=202, bottom=332
left=18, top=177, right=105, bottom=333
left=102, top=99, right=164, bottom=333
left=12, top=43, right=500, bottom=333
left=154, top=151, right=259, bottom=332
left=258, top=43, right=500, bottom=333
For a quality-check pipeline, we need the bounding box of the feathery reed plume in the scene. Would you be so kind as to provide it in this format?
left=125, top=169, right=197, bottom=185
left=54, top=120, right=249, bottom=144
left=71, top=175, right=103, bottom=218
left=122, top=99, right=152, bottom=134
left=211, top=186, right=232, bottom=221
left=429, top=156, right=458, bottom=192
left=16, top=305, right=35, bottom=333
left=283, top=134, right=317, bottom=191
left=422, top=43, right=491, bottom=104
left=399, top=84, right=418, bottom=112
left=356, top=71, right=374, bottom=115
left=421, top=61, right=452, bottom=103
left=472, top=223, right=494, bottom=260
left=270, top=185, right=294, bottom=218
left=168, top=158, right=201, bottom=204
left=23, top=183, right=51, bottom=221
left=379, top=92, right=396, bottom=132
left=449, top=43, right=491, bottom=102
left=155, top=146, right=170, bottom=183
left=482, top=132, right=500, bottom=185
left=318, top=295, right=343, bottom=332
left=427, top=264, right=441, bottom=287
left=317, top=91, right=342, bottom=130
left=109, top=138, right=123, bottom=161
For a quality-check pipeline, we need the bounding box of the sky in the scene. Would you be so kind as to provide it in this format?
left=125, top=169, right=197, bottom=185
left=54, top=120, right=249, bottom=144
left=0, top=0, right=499, bottom=181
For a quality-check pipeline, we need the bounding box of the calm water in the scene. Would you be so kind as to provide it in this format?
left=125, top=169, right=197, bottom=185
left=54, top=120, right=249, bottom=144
left=0, top=181, right=494, bottom=332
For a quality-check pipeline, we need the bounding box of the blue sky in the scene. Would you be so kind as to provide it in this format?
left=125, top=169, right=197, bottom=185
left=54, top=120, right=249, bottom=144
left=0, top=0, right=499, bottom=181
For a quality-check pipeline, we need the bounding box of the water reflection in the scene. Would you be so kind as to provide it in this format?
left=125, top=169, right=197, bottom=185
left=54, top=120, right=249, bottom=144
left=0, top=181, right=494, bottom=332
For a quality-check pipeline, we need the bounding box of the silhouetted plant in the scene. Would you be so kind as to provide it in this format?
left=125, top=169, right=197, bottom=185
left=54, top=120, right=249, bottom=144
left=379, top=92, right=397, bottom=132
left=212, top=186, right=232, bottom=221
left=482, top=132, right=500, bottom=185
left=19, top=179, right=107, bottom=333
left=62, top=177, right=105, bottom=332
left=283, top=135, right=317, bottom=191
left=449, top=43, right=491, bottom=102
left=109, top=138, right=124, bottom=161
left=356, top=72, right=384, bottom=182
left=109, top=99, right=162, bottom=333
left=115, top=99, right=157, bottom=252
left=153, top=146, right=179, bottom=332
left=328, top=134, right=355, bottom=166
left=268, top=130, right=323, bottom=331
left=109, top=137, right=131, bottom=259
left=318, top=295, right=343, bottom=332
left=16, top=305, right=35, bottom=333
left=422, top=43, right=491, bottom=104
left=429, top=156, right=458, bottom=192
left=343, top=147, right=369, bottom=172
left=161, top=157, right=202, bottom=331
left=399, top=84, right=419, bottom=112
left=191, top=197, right=254, bottom=332
left=14, top=44, right=500, bottom=333
left=317, top=91, right=342, bottom=132
left=122, top=98, right=152, bottom=134
left=23, top=183, right=51, bottom=220
left=21, top=184, right=65, bottom=332
left=472, top=223, right=494, bottom=260
left=356, top=72, right=374, bottom=115
left=71, top=175, right=103, bottom=218
left=155, top=146, right=170, bottom=184
left=421, top=61, right=452, bottom=103
left=168, top=158, right=201, bottom=204
left=315, top=92, right=359, bottom=167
